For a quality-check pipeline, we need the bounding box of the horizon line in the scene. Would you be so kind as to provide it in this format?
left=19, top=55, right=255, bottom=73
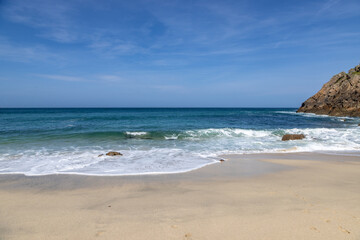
left=0, top=107, right=299, bottom=109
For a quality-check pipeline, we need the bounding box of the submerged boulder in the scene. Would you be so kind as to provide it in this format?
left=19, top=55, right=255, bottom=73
left=281, top=134, right=305, bottom=141
left=105, top=151, right=123, bottom=156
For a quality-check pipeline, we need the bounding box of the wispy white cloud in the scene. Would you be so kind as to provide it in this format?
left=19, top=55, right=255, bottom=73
left=1, top=0, right=273, bottom=58
left=89, top=41, right=147, bottom=57
left=2, top=0, right=360, bottom=64
left=36, top=74, right=86, bottom=82
left=0, top=37, right=62, bottom=62
left=34, top=73, right=128, bottom=83
left=317, top=0, right=341, bottom=15
left=97, top=75, right=124, bottom=82
left=3, top=0, right=78, bottom=43
left=152, top=85, right=186, bottom=92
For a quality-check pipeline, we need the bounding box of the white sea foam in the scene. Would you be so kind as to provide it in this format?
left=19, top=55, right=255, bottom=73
left=165, top=135, right=178, bottom=140
left=184, top=128, right=271, bottom=139
left=0, top=148, right=218, bottom=176
left=125, top=131, right=148, bottom=136
left=1, top=127, right=360, bottom=176
left=276, top=111, right=356, bottom=120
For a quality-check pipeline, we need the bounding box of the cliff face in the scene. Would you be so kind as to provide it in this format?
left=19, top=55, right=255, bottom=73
left=297, top=64, right=360, bottom=117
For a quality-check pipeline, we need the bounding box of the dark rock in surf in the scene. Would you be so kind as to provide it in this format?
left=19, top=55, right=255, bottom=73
left=106, top=151, right=123, bottom=156
left=281, top=134, right=305, bottom=141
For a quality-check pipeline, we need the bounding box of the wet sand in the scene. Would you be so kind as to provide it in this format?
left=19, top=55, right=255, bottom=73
left=0, top=152, right=360, bottom=239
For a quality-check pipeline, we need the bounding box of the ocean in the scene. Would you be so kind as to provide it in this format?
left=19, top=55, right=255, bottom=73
left=0, top=108, right=359, bottom=176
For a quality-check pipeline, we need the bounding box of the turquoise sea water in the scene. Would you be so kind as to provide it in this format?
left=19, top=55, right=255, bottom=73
left=0, top=108, right=359, bottom=176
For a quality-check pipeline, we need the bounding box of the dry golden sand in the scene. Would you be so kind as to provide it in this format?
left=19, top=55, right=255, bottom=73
left=0, top=153, right=360, bottom=240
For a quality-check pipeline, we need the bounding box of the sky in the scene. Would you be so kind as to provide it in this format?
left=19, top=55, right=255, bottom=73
left=0, top=0, right=359, bottom=107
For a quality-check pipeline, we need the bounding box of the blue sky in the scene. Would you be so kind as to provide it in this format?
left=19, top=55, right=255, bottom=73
left=0, top=0, right=359, bottom=107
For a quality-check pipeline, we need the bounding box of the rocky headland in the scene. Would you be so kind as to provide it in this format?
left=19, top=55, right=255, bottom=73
left=297, top=64, right=360, bottom=117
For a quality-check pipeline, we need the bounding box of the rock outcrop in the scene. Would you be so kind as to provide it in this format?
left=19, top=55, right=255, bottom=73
left=281, top=134, right=305, bottom=141
left=297, top=64, right=360, bottom=117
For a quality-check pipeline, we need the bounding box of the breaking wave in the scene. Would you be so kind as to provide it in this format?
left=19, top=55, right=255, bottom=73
left=1, top=108, right=360, bottom=176
left=1, top=126, right=360, bottom=176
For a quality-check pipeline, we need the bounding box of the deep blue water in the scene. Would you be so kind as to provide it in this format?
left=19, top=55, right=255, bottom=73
left=0, top=108, right=359, bottom=175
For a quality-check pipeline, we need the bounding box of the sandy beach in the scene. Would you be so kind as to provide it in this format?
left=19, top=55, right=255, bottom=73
left=1, top=152, right=360, bottom=240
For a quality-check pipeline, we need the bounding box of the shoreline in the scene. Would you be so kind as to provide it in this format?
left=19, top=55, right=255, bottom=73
left=1, top=152, right=360, bottom=239
left=1, top=150, right=360, bottom=178
left=0, top=152, right=291, bottom=191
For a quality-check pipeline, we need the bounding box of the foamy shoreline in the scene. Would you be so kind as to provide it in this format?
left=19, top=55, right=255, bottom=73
left=1, top=149, right=360, bottom=177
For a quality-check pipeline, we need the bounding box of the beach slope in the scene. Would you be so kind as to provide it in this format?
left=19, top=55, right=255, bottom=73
left=0, top=153, right=359, bottom=240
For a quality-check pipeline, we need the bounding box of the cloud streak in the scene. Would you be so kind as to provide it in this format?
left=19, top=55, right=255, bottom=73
left=3, top=0, right=78, bottom=43
left=36, top=74, right=86, bottom=82
left=0, top=37, right=62, bottom=63
left=34, top=74, right=128, bottom=83
left=3, top=0, right=360, bottom=61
